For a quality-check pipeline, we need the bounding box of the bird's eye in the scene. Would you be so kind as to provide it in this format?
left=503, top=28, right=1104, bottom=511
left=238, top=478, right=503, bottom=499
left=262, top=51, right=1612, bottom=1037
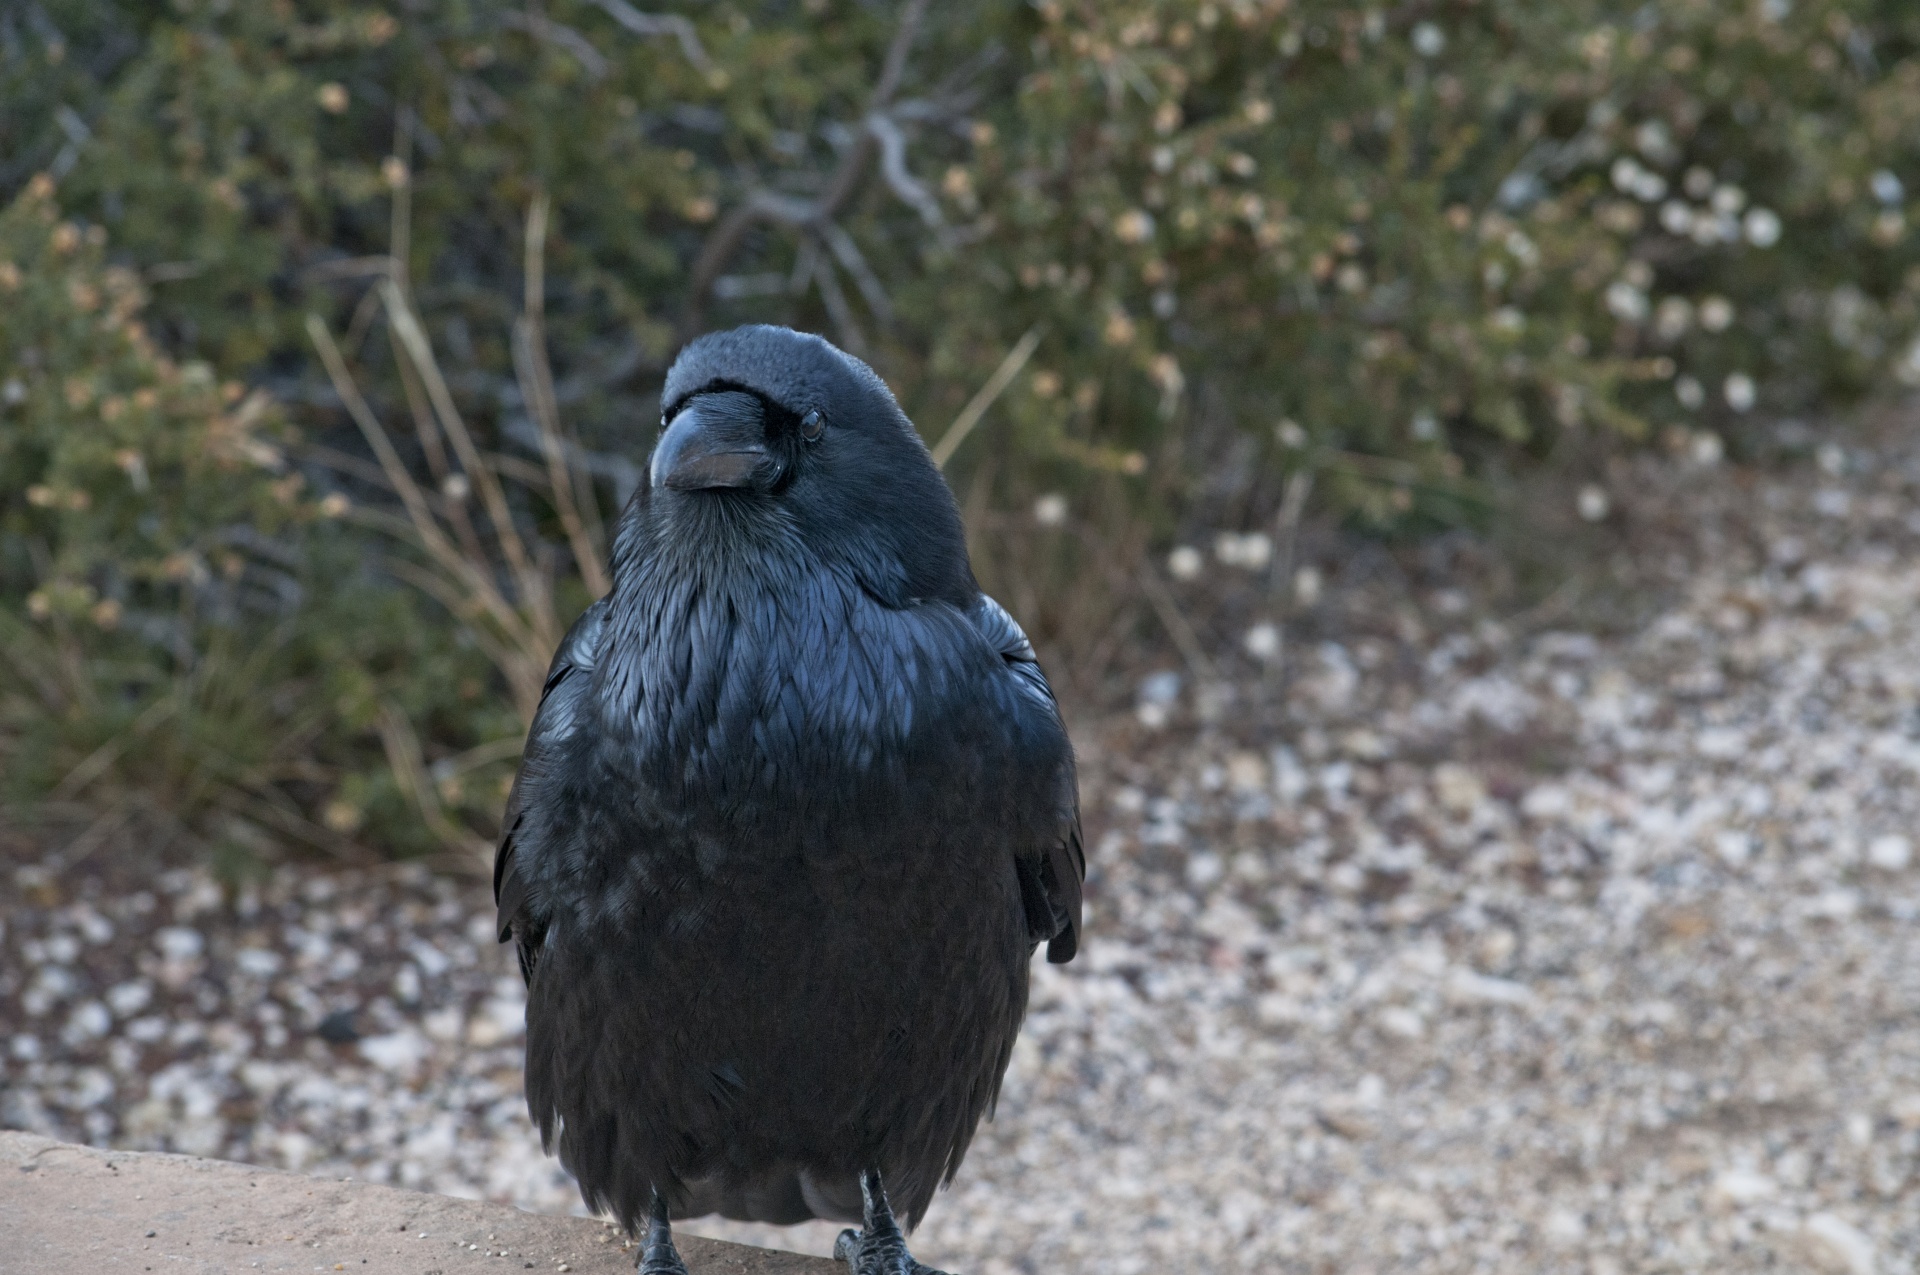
left=800, top=408, right=825, bottom=442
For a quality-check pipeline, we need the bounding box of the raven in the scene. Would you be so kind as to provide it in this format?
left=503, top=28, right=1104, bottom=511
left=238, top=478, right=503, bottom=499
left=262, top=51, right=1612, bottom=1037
left=493, top=325, right=1083, bottom=1275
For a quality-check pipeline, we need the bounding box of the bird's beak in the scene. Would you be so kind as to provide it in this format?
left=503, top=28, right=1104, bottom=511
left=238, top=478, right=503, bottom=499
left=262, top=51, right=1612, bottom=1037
left=651, top=399, right=775, bottom=492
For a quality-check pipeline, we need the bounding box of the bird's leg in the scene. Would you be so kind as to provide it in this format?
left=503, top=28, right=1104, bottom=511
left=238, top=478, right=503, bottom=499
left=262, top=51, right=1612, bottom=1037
left=637, top=1189, right=690, bottom=1275
left=833, top=1169, right=951, bottom=1275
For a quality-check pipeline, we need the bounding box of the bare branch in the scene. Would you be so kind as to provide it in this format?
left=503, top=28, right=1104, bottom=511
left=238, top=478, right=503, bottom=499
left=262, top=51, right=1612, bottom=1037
left=1260, top=468, right=1315, bottom=688
left=869, top=0, right=931, bottom=107
left=307, top=314, right=546, bottom=701
left=682, top=0, right=930, bottom=336
left=388, top=323, right=493, bottom=569
left=682, top=198, right=786, bottom=333
left=381, top=554, right=532, bottom=697
left=500, top=11, right=610, bottom=81
left=516, top=192, right=609, bottom=597
left=376, top=701, right=490, bottom=863
left=388, top=330, right=452, bottom=482
left=341, top=281, right=386, bottom=357
left=587, top=0, right=715, bottom=74
left=930, top=324, right=1043, bottom=469
left=805, top=238, right=868, bottom=356
left=307, top=314, right=459, bottom=568
left=50, top=697, right=176, bottom=804
left=216, top=788, right=377, bottom=868
left=521, top=191, right=609, bottom=582
left=1137, top=562, right=1219, bottom=685
left=301, top=256, right=398, bottom=282
left=712, top=272, right=791, bottom=300
left=866, top=112, right=950, bottom=241
left=380, top=279, right=550, bottom=635
left=817, top=220, right=894, bottom=324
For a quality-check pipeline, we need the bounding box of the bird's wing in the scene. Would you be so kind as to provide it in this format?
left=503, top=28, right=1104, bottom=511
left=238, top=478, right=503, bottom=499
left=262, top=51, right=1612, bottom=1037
left=970, top=594, right=1084, bottom=964
left=494, top=596, right=609, bottom=983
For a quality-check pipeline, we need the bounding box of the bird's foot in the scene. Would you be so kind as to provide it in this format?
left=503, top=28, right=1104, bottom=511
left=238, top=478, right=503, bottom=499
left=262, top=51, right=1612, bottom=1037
left=638, top=1242, right=690, bottom=1275
left=636, top=1189, right=690, bottom=1275
left=832, top=1169, right=951, bottom=1275
left=834, top=1227, right=948, bottom=1275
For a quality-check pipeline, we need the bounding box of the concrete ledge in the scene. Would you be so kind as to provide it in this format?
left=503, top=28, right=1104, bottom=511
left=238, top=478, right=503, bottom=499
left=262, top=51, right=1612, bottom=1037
left=0, top=1132, right=838, bottom=1274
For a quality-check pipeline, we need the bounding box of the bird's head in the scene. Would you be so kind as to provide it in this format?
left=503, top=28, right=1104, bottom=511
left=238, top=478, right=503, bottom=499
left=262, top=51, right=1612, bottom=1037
left=635, top=325, right=973, bottom=606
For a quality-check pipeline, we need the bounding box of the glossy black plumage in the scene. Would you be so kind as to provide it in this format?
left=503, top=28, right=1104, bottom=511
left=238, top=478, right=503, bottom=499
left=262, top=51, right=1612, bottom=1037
left=493, top=326, right=1082, bottom=1244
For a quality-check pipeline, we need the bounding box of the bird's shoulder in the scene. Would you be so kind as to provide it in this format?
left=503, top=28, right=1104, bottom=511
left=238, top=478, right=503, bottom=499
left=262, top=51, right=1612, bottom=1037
left=966, top=591, right=1037, bottom=664
left=493, top=597, right=610, bottom=974
left=958, top=593, right=1083, bottom=964
left=544, top=595, right=611, bottom=694
left=958, top=592, right=1057, bottom=712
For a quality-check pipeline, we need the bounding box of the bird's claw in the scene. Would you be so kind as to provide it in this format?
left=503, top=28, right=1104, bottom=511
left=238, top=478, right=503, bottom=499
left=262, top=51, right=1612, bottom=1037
left=834, top=1227, right=949, bottom=1275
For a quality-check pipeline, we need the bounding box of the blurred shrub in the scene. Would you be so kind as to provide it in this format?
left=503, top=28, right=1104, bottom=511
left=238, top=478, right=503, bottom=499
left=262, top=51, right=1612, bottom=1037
left=0, top=178, right=519, bottom=869
left=4, top=0, right=1919, bottom=862
left=940, top=0, right=1920, bottom=527
left=0, top=175, right=320, bottom=867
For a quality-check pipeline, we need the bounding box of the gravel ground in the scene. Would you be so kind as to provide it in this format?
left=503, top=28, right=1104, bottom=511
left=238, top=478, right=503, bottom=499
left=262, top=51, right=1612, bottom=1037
left=8, top=433, right=1920, bottom=1273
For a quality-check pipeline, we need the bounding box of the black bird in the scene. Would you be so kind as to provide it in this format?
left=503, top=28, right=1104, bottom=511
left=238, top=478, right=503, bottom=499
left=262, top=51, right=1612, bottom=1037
left=493, top=326, right=1083, bottom=1275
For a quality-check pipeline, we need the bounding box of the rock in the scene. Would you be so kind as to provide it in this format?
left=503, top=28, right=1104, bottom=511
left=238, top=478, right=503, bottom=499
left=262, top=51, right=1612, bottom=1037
left=1707, top=1168, right=1776, bottom=1208
left=1445, top=968, right=1535, bottom=1008
left=1317, top=1107, right=1377, bottom=1140
left=315, top=1008, right=360, bottom=1045
left=1376, top=1006, right=1426, bottom=1040
left=1431, top=763, right=1485, bottom=814
left=0, top=1131, right=832, bottom=1274
left=1799, top=1213, right=1877, bottom=1275
left=1868, top=835, right=1912, bottom=871
left=154, top=926, right=204, bottom=961
left=358, top=1029, right=432, bottom=1076
left=1541, top=1207, right=1586, bottom=1247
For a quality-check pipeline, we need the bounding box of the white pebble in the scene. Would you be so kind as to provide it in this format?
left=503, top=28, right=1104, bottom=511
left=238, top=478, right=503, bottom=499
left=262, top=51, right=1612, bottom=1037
left=1541, top=1208, right=1586, bottom=1246
left=1709, top=1168, right=1776, bottom=1207
left=1866, top=835, right=1911, bottom=871
left=1713, top=830, right=1754, bottom=867
left=1377, top=1007, right=1426, bottom=1040
left=1446, top=969, right=1535, bottom=1008
left=1799, top=1213, right=1877, bottom=1275
left=105, top=980, right=152, bottom=1017
left=234, top=947, right=282, bottom=978
left=155, top=927, right=204, bottom=961
left=63, top=1001, right=111, bottom=1044
left=359, top=1030, right=432, bottom=1075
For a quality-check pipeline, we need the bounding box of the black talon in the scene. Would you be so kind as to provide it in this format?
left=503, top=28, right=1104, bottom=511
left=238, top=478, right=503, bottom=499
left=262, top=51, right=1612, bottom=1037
left=834, top=1170, right=952, bottom=1275
left=637, top=1189, right=689, bottom=1275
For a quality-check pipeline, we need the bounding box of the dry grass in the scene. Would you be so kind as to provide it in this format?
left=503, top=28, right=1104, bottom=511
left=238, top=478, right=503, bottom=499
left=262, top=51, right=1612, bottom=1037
left=304, top=194, right=609, bottom=867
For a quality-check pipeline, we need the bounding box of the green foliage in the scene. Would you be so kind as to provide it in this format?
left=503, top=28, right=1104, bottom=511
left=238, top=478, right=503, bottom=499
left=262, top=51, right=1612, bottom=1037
left=0, top=176, right=321, bottom=853
left=5, top=0, right=1920, bottom=863
left=939, top=1, right=1920, bottom=523
left=0, top=177, right=512, bottom=864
